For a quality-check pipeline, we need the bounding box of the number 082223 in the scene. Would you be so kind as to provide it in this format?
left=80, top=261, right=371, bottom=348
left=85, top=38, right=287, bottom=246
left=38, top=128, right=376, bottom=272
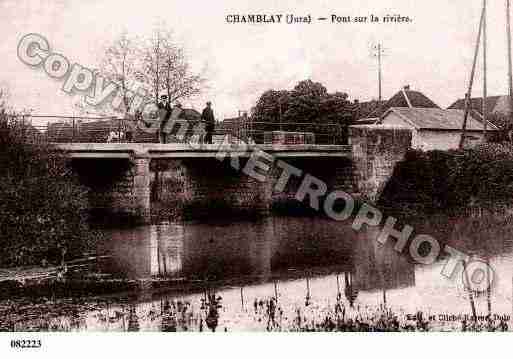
left=10, top=339, right=42, bottom=349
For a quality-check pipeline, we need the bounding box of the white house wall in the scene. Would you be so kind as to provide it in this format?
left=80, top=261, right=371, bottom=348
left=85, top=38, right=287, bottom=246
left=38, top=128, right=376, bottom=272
left=417, top=130, right=484, bottom=151
left=380, top=112, right=420, bottom=149
left=381, top=111, right=486, bottom=151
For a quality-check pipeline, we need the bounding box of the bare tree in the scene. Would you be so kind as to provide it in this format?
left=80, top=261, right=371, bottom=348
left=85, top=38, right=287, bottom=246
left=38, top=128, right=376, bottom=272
left=142, top=26, right=163, bottom=105
left=160, top=32, right=204, bottom=103
left=99, top=31, right=142, bottom=115
left=142, top=24, right=205, bottom=105
left=72, top=25, right=206, bottom=117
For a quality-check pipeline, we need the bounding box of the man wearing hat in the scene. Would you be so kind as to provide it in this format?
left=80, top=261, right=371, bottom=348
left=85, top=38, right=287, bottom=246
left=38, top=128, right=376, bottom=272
left=201, top=101, right=215, bottom=144
left=158, top=95, right=171, bottom=143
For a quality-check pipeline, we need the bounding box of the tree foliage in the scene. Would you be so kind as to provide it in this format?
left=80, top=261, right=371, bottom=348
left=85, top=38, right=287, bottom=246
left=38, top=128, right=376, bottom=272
left=282, top=80, right=327, bottom=123
left=379, top=143, right=513, bottom=218
left=0, top=98, right=96, bottom=267
left=251, top=80, right=353, bottom=143
left=252, top=80, right=352, bottom=124
left=252, top=89, right=290, bottom=124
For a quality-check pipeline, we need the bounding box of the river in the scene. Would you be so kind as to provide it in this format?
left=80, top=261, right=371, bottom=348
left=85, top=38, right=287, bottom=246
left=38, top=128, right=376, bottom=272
left=3, top=215, right=513, bottom=331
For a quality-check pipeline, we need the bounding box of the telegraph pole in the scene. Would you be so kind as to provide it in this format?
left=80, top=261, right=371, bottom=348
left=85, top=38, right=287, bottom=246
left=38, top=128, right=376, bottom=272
left=483, top=0, right=488, bottom=138
left=378, top=43, right=383, bottom=102
left=459, top=4, right=485, bottom=149
left=507, top=0, right=513, bottom=124
left=371, top=42, right=386, bottom=102
left=377, top=43, right=384, bottom=102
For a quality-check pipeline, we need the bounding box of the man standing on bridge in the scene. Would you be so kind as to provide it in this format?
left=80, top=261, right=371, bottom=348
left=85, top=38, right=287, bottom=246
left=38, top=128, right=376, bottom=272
left=158, top=95, right=172, bottom=143
left=201, top=101, right=215, bottom=144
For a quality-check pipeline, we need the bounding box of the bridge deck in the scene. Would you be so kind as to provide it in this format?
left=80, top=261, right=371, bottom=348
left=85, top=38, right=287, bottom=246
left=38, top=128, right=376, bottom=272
left=54, top=143, right=352, bottom=159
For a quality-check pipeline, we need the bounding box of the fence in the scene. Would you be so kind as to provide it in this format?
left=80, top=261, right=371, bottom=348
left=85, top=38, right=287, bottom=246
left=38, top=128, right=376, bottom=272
left=6, top=114, right=348, bottom=145
left=238, top=121, right=347, bottom=145
left=28, top=115, right=134, bottom=143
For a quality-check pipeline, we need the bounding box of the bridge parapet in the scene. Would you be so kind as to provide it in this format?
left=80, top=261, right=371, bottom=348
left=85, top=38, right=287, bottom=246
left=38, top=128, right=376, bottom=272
left=53, top=143, right=352, bottom=159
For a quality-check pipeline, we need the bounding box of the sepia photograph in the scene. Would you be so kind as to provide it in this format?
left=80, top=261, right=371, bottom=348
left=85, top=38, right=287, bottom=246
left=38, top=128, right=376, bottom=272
left=1, top=0, right=513, bottom=356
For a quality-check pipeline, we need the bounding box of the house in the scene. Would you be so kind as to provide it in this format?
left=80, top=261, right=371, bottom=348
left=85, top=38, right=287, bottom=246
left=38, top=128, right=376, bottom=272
left=220, top=113, right=255, bottom=142
left=355, top=99, right=387, bottom=120
left=377, top=107, right=498, bottom=150
left=356, top=85, right=440, bottom=122
left=354, top=117, right=380, bottom=126
left=220, top=115, right=246, bottom=137
left=448, top=95, right=512, bottom=116
left=448, top=95, right=512, bottom=128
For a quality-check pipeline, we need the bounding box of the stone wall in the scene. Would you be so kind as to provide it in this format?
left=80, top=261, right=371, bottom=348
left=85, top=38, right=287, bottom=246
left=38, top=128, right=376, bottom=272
left=270, top=157, right=355, bottom=211
left=350, top=125, right=412, bottom=202
left=71, top=157, right=150, bottom=224
left=150, top=156, right=355, bottom=219
left=151, top=158, right=272, bottom=218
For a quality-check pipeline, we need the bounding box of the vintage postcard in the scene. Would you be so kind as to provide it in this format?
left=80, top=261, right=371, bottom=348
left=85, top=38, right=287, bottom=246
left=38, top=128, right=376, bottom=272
left=0, top=0, right=512, bottom=356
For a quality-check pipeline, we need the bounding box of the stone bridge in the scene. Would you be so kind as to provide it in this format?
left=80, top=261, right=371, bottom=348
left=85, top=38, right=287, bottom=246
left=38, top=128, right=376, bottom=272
left=55, top=126, right=412, bottom=223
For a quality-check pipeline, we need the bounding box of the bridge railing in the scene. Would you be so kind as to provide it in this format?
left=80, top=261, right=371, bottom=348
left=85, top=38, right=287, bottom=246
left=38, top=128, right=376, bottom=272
left=232, top=121, right=347, bottom=145
left=19, top=115, right=348, bottom=145
left=25, top=115, right=132, bottom=143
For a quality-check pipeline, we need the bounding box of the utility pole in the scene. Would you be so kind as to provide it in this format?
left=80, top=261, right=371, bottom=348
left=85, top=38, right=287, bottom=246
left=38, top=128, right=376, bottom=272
left=278, top=97, right=283, bottom=131
left=378, top=43, right=382, bottom=102
left=507, top=0, right=513, bottom=125
left=371, top=42, right=386, bottom=104
left=459, top=4, right=485, bottom=149
left=483, top=0, right=488, bottom=139
left=372, top=43, right=385, bottom=102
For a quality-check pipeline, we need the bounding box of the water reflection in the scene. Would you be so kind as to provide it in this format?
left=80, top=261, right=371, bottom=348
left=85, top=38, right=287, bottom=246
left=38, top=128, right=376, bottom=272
left=99, top=218, right=415, bottom=295
left=5, top=215, right=513, bottom=331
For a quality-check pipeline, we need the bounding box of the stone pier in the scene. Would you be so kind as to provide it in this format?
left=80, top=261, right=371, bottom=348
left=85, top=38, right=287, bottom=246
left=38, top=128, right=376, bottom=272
left=350, top=125, right=412, bottom=202
left=71, top=156, right=151, bottom=223
left=131, top=156, right=151, bottom=221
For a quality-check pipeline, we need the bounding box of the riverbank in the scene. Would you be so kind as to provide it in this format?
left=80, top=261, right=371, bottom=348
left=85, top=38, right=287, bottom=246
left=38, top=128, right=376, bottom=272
left=0, top=291, right=509, bottom=332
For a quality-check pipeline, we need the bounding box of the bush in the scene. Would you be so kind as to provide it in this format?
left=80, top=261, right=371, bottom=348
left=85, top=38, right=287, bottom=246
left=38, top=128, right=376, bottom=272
left=0, top=111, right=96, bottom=267
left=378, top=143, right=513, bottom=218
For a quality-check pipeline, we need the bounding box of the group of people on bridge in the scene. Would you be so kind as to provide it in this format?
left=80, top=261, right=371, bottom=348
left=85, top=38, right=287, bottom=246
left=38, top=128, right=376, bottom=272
left=131, top=96, right=216, bottom=144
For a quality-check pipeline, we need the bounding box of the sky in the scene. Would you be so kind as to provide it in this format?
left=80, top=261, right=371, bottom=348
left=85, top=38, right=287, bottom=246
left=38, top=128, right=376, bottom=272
left=0, top=0, right=511, bottom=122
